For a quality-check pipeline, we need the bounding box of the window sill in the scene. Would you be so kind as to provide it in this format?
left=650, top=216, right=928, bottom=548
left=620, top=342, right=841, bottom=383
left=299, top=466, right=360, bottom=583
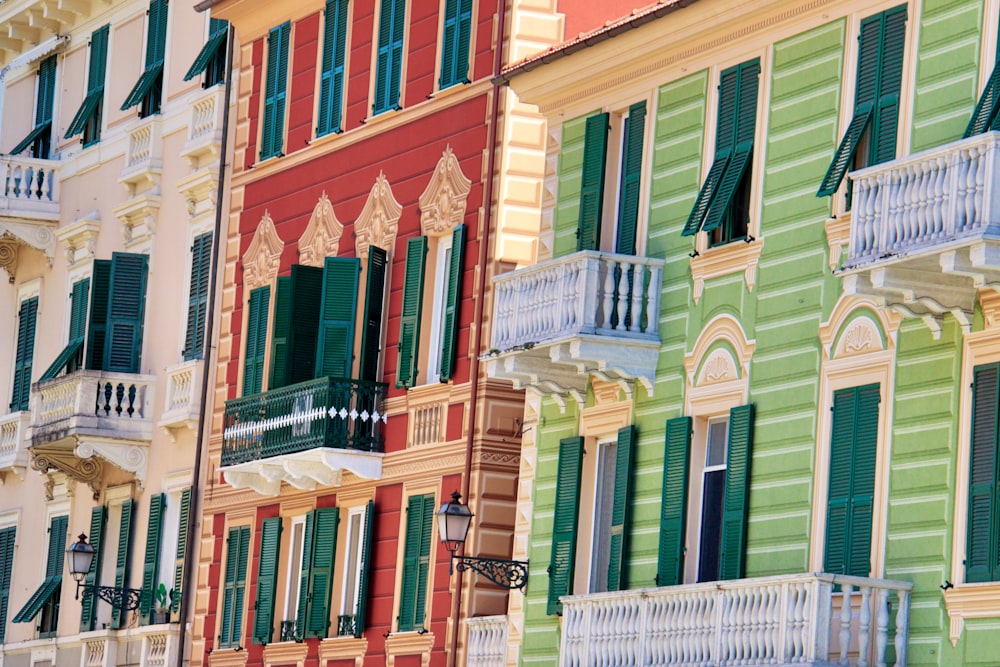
left=317, top=635, right=368, bottom=667
left=689, top=237, right=763, bottom=304
left=208, top=647, right=248, bottom=667
left=263, top=640, right=308, bottom=667
left=943, top=581, right=1000, bottom=646
left=385, top=632, right=434, bottom=667
left=824, top=211, right=851, bottom=271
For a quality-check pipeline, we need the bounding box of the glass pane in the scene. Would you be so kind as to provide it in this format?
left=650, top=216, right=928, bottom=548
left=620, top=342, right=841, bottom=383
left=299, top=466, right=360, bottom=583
left=697, top=469, right=726, bottom=582
left=589, top=441, right=618, bottom=593
left=285, top=522, right=304, bottom=620
left=342, top=512, right=362, bottom=614
left=706, top=420, right=728, bottom=467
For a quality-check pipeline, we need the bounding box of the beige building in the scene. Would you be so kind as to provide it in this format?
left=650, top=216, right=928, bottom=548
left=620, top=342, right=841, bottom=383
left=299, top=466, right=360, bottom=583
left=0, top=0, right=231, bottom=665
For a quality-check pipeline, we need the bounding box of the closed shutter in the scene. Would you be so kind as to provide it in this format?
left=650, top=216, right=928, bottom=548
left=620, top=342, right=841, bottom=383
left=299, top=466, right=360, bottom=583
left=871, top=7, right=906, bottom=165
left=252, top=517, right=282, bottom=644
left=398, top=495, right=433, bottom=631
left=171, top=488, right=191, bottom=622
left=220, top=526, right=250, bottom=647
left=139, top=494, right=165, bottom=624
left=243, top=286, right=271, bottom=396
left=304, top=508, right=339, bottom=638
left=35, top=56, right=57, bottom=128
left=269, top=277, right=292, bottom=388
left=0, top=526, right=15, bottom=642
left=111, top=499, right=135, bottom=629
left=374, top=0, right=405, bottom=113
left=354, top=499, right=374, bottom=637
left=10, top=297, right=38, bottom=412
left=359, top=247, right=388, bottom=382
left=316, top=258, right=360, bottom=379
left=66, top=26, right=109, bottom=140
left=576, top=113, right=609, bottom=252
left=396, top=237, right=427, bottom=388
left=80, top=507, right=106, bottom=631
left=968, top=363, right=1000, bottom=582
left=261, top=23, right=290, bottom=160
left=848, top=385, right=879, bottom=578
left=317, top=0, right=349, bottom=135
left=184, top=233, right=213, bottom=360
left=607, top=425, right=636, bottom=592
left=288, top=265, right=323, bottom=385
left=105, top=252, right=149, bottom=374
left=657, top=417, right=691, bottom=587
left=439, top=0, right=472, bottom=88
left=719, top=404, right=755, bottom=580
left=295, top=511, right=315, bottom=639
left=145, top=0, right=168, bottom=66
left=547, top=436, right=583, bottom=615
left=615, top=102, right=646, bottom=255
left=86, top=260, right=111, bottom=371
left=438, top=225, right=466, bottom=381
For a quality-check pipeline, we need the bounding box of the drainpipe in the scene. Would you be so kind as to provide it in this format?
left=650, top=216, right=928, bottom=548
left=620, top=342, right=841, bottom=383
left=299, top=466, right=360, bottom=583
left=448, top=1, right=508, bottom=665
left=176, top=23, right=235, bottom=667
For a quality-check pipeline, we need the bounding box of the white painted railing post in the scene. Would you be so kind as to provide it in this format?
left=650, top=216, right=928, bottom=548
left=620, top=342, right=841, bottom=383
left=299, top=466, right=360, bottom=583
left=894, top=589, right=911, bottom=667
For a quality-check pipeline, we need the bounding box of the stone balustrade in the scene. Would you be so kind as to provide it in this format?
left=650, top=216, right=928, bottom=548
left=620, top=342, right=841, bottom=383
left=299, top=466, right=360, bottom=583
left=0, top=411, right=29, bottom=475
left=182, top=88, right=226, bottom=161
left=0, top=154, right=60, bottom=221
left=159, top=359, right=203, bottom=437
left=467, top=615, right=508, bottom=667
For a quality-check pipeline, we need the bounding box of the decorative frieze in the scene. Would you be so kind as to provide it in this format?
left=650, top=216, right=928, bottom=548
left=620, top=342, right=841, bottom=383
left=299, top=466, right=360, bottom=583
left=355, top=172, right=401, bottom=262
left=419, top=146, right=472, bottom=237
left=298, top=192, right=344, bottom=267
left=242, top=211, right=284, bottom=291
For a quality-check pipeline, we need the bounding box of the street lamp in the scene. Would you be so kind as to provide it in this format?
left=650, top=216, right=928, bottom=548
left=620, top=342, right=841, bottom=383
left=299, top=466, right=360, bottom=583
left=67, top=533, right=143, bottom=611
left=436, top=492, right=528, bottom=590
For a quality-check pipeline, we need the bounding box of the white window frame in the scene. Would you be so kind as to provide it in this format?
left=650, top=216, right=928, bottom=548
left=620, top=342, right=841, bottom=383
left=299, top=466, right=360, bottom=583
left=694, top=416, right=729, bottom=583
left=425, top=233, right=453, bottom=384
left=282, top=515, right=306, bottom=631
left=339, top=506, right=366, bottom=628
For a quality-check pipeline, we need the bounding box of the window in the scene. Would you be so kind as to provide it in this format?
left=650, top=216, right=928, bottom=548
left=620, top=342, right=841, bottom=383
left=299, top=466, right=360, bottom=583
left=317, top=0, right=349, bottom=136
left=425, top=234, right=453, bottom=384
left=817, top=6, right=907, bottom=200
left=338, top=501, right=373, bottom=637
left=697, top=418, right=728, bottom=582
left=184, top=18, right=229, bottom=88
left=252, top=517, right=282, bottom=644
left=966, top=364, right=1000, bottom=582
left=682, top=59, right=760, bottom=245
left=12, top=514, right=67, bottom=636
left=219, top=525, right=250, bottom=648
left=184, top=233, right=213, bottom=361
left=260, top=22, right=291, bottom=161
left=10, top=55, right=56, bottom=158
left=438, top=0, right=471, bottom=90
left=66, top=26, right=109, bottom=146
left=280, top=516, right=306, bottom=640
left=165, top=487, right=192, bottom=623
left=138, top=494, right=165, bottom=625
left=373, top=0, right=405, bottom=114
left=39, top=278, right=89, bottom=382
left=243, top=286, right=271, bottom=396
left=110, top=499, right=136, bottom=630
left=0, top=525, right=16, bottom=642
left=398, top=494, right=433, bottom=631
left=965, top=28, right=1000, bottom=137
left=9, top=295, right=37, bottom=412
left=294, top=508, right=339, bottom=639
left=122, top=0, right=169, bottom=116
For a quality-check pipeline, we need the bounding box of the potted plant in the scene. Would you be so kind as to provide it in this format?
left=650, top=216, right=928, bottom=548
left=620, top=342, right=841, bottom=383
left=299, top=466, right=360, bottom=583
left=153, top=584, right=171, bottom=624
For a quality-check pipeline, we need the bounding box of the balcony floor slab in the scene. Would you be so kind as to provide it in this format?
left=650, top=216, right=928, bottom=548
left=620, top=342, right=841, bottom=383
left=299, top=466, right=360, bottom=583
left=221, top=447, right=384, bottom=496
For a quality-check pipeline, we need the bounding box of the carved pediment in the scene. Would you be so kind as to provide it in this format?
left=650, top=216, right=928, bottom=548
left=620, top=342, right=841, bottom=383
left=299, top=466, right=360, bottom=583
left=242, top=211, right=284, bottom=290
left=419, top=146, right=472, bottom=237
left=355, top=172, right=401, bottom=262
left=31, top=443, right=104, bottom=499
left=697, top=348, right=738, bottom=386
left=298, top=193, right=344, bottom=267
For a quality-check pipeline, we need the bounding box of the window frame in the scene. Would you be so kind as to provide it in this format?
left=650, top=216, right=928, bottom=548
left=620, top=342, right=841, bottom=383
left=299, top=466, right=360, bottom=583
left=695, top=415, right=729, bottom=583
left=259, top=21, right=292, bottom=162
left=435, top=0, right=474, bottom=91
left=281, top=514, right=307, bottom=640
left=371, top=0, right=409, bottom=116
left=392, top=486, right=437, bottom=633
left=315, top=0, right=351, bottom=137
left=573, top=436, right=619, bottom=595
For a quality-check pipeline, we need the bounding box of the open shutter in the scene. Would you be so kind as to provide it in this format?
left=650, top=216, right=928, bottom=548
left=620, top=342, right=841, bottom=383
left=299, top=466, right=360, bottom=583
left=965, top=60, right=1000, bottom=137
left=848, top=385, right=880, bottom=577
left=80, top=507, right=106, bottom=632
left=66, top=27, right=109, bottom=139
left=316, top=258, right=360, bottom=379
left=171, top=487, right=191, bottom=621
left=354, top=499, right=374, bottom=637
left=817, top=109, right=872, bottom=196
left=607, top=425, right=636, bottom=592
left=252, top=518, right=282, bottom=644
left=657, top=417, right=691, bottom=586
left=12, top=517, right=66, bottom=624
left=0, top=527, right=15, bottom=642
left=243, top=286, right=271, bottom=396
left=104, top=253, right=149, bottom=373
left=547, top=437, right=584, bottom=615
left=111, top=499, right=135, bottom=629
left=87, top=260, right=111, bottom=370
left=304, top=508, right=339, bottom=638
left=396, top=237, right=427, bottom=388
left=184, top=18, right=229, bottom=81
left=10, top=297, right=37, bottom=412
left=968, top=364, right=1000, bottom=582
left=439, top=225, right=466, bottom=381
left=719, top=404, right=754, bottom=581
left=184, top=233, right=213, bottom=360
left=360, top=248, right=388, bottom=382
left=289, top=265, right=323, bottom=385
left=615, top=102, right=646, bottom=255
left=317, top=0, right=348, bottom=135
left=269, top=277, right=292, bottom=388
left=139, top=494, right=165, bottom=624
left=71, top=279, right=91, bottom=343
left=295, top=511, right=315, bottom=639
left=576, top=113, right=609, bottom=251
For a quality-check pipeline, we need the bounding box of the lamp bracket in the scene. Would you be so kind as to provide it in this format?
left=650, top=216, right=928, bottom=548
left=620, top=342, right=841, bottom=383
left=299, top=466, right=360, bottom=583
left=452, top=555, right=528, bottom=590
left=78, top=582, right=143, bottom=611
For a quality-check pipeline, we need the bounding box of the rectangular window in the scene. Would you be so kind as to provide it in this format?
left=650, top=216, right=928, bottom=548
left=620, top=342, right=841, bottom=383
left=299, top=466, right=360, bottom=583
left=295, top=508, right=339, bottom=639
left=426, top=235, right=453, bottom=384
left=39, top=279, right=89, bottom=382
left=438, top=0, right=471, bottom=89
left=138, top=494, right=165, bottom=625
left=338, top=502, right=372, bottom=637
left=184, top=233, right=213, bottom=360
left=110, top=499, right=135, bottom=630
left=252, top=517, right=281, bottom=645
left=12, top=514, right=67, bottom=636
left=184, top=18, right=229, bottom=88
left=9, top=296, right=38, bottom=412
left=121, top=0, right=169, bottom=116
left=10, top=55, right=56, bottom=158
left=373, top=0, right=406, bottom=115
left=219, top=525, right=251, bottom=648
left=317, top=0, right=349, bottom=136
left=588, top=439, right=618, bottom=593
left=260, top=22, right=291, bottom=161
left=66, top=26, right=109, bottom=146
left=0, top=525, right=16, bottom=643
left=79, top=506, right=106, bottom=632
left=967, top=364, right=1000, bottom=582
left=398, top=494, right=433, bottom=631
left=281, top=516, right=306, bottom=641
left=243, top=286, right=271, bottom=396
left=697, top=418, right=728, bottom=583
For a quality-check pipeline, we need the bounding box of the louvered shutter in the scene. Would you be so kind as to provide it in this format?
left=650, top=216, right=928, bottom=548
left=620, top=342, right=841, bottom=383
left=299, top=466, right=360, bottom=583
left=184, top=18, right=229, bottom=81
left=71, top=279, right=91, bottom=343
left=243, top=286, right=270, bottom=396
left=80, top=507, right=106, bottom=632
left=252, top=518, right=282, bottom=644
left=615, top=102, right=646, bottom=255
left=304, top=508, right=339, bottom=638
left=0, top=526, right=15, bottom=642
left=817, top=109, right=873, bottom=196
left=67, top=26, right=109, bottom=140
left=360, top=248, right=388, bottom=382
left=220, top=525, right=250, bottom=647
left=964, top=62, right=1000, bottom=137
left=968, top=364, right=1000, bottom=582
left=607, top=425, right=636, bottom=592
left=547, top=437, right=583, bottom=615
left=871, top=7, right=907, bottom=165
left=398, top=495, right=433, bottom=630
left=719, top=404, right=754, bottom=581
left=171, top=488, right=191, bottom=621
left=10, top=297, right=37, bottom=412
left=139, top=494, right=165, bottom=624
left=354, top=500, right=374, bottom=637
left=576, top=113, right=609, bottom=251
left=35, top=56, right=57, bottom=128
left=184, top=233, right=213, bottom=360
left=288, top=265, right=323, bottom=385
left=111, top=500, right=135, bottom=629
left=413, top=497, right=433, bottom=629
left=396, top=237, right=427, bottom=388
left=295, top=511, right=315, bottom=639
left=439, top=225, right=466, bottom=381
left=824, top=388, right=855, bottom=575
left=656, top=417, right=691, bottom=587
left=847, top=385, right=880, bottom=577
left=269, top=277, right=292, bottom=388
left=317, top=0, right=348, bottom=135
left=439, top=0, right=472, bottom=88
left=261, top=23, right=290, bottom=159
left=316, top=258, right=360, bottom=379
left=374, top=0, right=404, bottom=113
left=104, top=253, right=149, bottom=373
left=87, top=260, right=111, bottom=371
left=12, top=516, right=66, bottom=624
left=388, top=0, right=405, bottom=109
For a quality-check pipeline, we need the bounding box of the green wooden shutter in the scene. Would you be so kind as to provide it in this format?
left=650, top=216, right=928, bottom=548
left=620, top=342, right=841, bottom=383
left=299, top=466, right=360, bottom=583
left=35, top=55, right=57, bottom=128
left=12, top=516, right=66, bottom=624
left=243, top=286, right=271, bottom=396
left=414, top=496, right=433, bottom=629
left=304, top=508, right=339, bottom=638
left=577, top=113, right=609, bottom=251
left=184, top=18, right=229, bottom=81
left=269, top=265, right=323, bottom=386
left=252, top=517, right=282, bottom=644
left=86, top=260, right=111, bottom=371
left=396, top=237, right=427, bottom=388
left=70, top=279, right=91, bottom=343
left=184, top=233, right=213, bottom=360
left=360, top=247, right=388, bottom=382
left=398, top=495, right=433, bottom=631
left=316, top=258, right=360, bottom=379
left=66, top=26, right=109, bottom=140
left=848, top=385, right=880, bottom=578
left=10, top=297, right=37, bottom=412
left=354, top=499, right=374, bottom=637
left=871, top=7, right=907, bottom=165
left=80, top=507, right=106, bottom=632
left=548, top=437, right=584, bottom=615
left=615, top=102, right=646, bottom=255
left=171, top=488, right=191, bottom=621
left=295, top=511, right=315, bottom=639
left=439, top=225, right=466, bottom=382
left=0, top=526, right=15, bottom=642
left=269, top=276, right=292, bottom=389
left=968, top=363, right=1000, bottom=582
left=139, top=494, right=165, bottom=624
left=111, top=499, right=135, bottom=629
left=964, top=61, right=1000, bottom=137
left=261, top=23, right=290, bottom=160
left=719, top=404, right=754, bottom=581
left=104, top=252, right=149, bottom=373
left=824, top=388, right=855, bottom=576
left=220, top=525, right=250, bottom=647
left=817, top=109, right=873, bottom=196
left=439, top=0, right=472, bottom=88
left=374, top=0, right=404, bottom=113
left=656, top=417, right=691, bottom=587
left=317, top=0, right=349, bottom=135
left=607, top=425, right=636, bottom=592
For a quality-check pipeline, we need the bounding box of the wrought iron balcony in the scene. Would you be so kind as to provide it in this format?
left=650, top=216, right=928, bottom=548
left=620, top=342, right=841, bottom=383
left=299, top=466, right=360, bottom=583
left=559, top=573, right=912, bottom=667
left=841, top=131, right=1000, bottom=335
left=484, top=251, right=664, bottom=409
left=220, top=376, right=387, bottom=495
left=0, top=411, right=30, bottom=481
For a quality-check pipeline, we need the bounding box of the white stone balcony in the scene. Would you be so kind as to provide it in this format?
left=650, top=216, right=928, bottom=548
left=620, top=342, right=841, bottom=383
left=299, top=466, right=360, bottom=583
left=841, top=131, right=1000, bottom=335
left=80, top=624, right=178, bottom=667
left=158, top=359, right=203, bottom=439
left=467, top=615, right=508, bottom=667
left=560, top=573, right=912, bottom=667
left=0, top=155, right=60, bottom=253
left=484, top=251, right=664, bottom=409
left=0, top=411, right=29, bottom=481
left=181, top=87, right=226, bottom=164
